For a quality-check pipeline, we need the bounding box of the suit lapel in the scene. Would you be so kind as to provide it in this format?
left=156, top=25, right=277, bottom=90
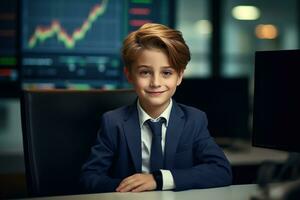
left=123, top=103, right=142, bottom=172
left=164, top=101, right=185, bottom=169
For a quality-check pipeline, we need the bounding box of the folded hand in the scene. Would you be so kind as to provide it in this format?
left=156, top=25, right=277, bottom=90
left=116, top=173, right=156, bottom=192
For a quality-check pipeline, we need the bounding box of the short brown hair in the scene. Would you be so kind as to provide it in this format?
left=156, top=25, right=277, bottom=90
left=122, top=23, right=190, bottom=73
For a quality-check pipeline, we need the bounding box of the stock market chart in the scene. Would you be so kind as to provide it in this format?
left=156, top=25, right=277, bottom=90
left=21, top=0, right=171, bottom=90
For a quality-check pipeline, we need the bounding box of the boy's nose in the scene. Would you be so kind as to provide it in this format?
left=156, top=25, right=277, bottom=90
left=150, top=73, right=161, bottom=87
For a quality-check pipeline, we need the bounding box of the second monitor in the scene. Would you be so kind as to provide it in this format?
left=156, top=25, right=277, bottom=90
left=173, top=78, right=250, bottom=146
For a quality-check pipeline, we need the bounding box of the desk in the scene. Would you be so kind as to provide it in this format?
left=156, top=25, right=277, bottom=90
left=225, top=146, right=288, bottom=166
left=224, top=146, right=288, bottom=184
left=20, top=184, right=259, bottom=200
left=0, top=148, right=287, bottom=199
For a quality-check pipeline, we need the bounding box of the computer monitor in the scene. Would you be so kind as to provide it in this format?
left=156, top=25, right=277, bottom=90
left=173, top=78, right=250, bottom=145
left=20, top=0, right=174, bottom=90
left=0, top=0, right=20, bottom=98
left=252, top=50, right=300, bottom=153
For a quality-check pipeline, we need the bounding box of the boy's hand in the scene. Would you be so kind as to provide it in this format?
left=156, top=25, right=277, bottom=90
left=116, top=173, right=157, bottom=192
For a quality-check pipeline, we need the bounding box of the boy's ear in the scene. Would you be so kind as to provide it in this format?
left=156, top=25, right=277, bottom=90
left=176, top=71, right=184, bottom=86
left=123, top=67, right=133, bottom=83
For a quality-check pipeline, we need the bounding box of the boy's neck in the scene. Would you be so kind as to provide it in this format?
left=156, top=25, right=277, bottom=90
left=139, top=99, right=171, bottom=119
left=147, top=108, right=165, bottom=119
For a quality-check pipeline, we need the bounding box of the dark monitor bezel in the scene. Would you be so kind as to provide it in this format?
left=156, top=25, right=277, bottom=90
left=252, top=49, right=300, bottom=153
left=174, top=77, right=250, bottom=141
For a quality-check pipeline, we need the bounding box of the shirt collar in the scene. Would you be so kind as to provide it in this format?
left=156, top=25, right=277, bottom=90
left=137, top=98, right=173, bottom=128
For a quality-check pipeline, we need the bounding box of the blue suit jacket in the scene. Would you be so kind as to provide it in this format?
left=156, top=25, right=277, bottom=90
left=80, top=100, right=232, bottom=193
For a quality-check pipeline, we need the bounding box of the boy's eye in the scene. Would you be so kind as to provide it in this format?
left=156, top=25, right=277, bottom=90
left=139, top=70, right=151, bottom=76
left=162, top=70, right=173, bottom=76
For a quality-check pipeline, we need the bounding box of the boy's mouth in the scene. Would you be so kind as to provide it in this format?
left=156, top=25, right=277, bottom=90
left=146, top=90, right=165, bottom=96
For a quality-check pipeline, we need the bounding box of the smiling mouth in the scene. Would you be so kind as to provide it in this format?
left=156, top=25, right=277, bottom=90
left=146, top=91, right=165, bottom=96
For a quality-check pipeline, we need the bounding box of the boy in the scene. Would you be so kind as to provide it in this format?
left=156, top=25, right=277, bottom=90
left=80, top=23, right=232, bottom=193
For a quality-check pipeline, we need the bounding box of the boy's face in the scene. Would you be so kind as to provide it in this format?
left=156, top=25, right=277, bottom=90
left=125, top=48, right=183, bottom=114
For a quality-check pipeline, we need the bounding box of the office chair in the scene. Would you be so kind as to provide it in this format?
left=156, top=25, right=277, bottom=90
left=20, top=89, right=136, bottom=197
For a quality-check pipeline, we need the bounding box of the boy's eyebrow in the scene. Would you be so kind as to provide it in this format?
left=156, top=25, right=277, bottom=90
left=136, top=65, right=151, bottom=68
left=161, top=66, right=173, bottom=69
left=136, top=65, right=172, bottom=69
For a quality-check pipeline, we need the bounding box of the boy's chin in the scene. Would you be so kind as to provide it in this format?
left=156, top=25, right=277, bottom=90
left=145, top=98, right=169, bottom=107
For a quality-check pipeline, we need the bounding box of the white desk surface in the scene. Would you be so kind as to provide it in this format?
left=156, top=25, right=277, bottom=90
left=224, top=146, right=289, bottom=166
left=21, top=184, right=259, bottom=200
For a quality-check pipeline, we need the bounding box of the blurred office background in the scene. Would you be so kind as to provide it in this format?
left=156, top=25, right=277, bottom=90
left=0, top=0, right=298, bottom=198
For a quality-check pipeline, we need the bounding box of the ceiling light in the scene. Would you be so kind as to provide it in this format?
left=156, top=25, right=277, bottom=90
left=232, top=6, right=260, bottom=20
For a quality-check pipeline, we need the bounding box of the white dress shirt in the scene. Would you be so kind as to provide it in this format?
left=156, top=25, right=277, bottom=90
left=137, top=99, right=175, bottom=190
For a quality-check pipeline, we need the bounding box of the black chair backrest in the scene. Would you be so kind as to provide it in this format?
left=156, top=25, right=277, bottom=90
left=20, top=89, right=136, bottom=197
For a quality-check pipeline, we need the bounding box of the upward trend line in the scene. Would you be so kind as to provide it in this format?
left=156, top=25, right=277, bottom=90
left=28, top=0, right=109, bottom=49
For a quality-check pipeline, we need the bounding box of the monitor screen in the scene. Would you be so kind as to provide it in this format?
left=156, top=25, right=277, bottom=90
left=20, top=0, right=174, bottom=90
left=252, top=50, right=300, bottom=153
left=173, top=78, right=250, bottom=144
left=0, top=0, right=20, bottom=98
